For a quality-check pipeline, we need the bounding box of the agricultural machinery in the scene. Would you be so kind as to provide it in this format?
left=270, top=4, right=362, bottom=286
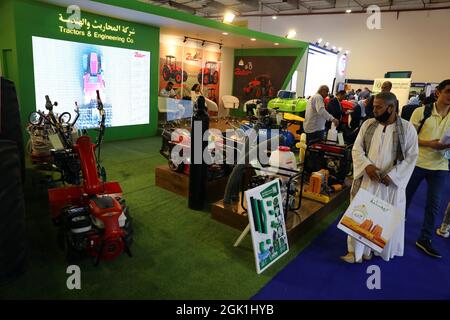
left=243, top=74, right=275, bottom=100
left=162, top=55, right=188, bottom=84
left=83, top=52, right=105, bottom=104
left=46, top=91, right=133, bottom=264
left=27, top=96, right=79, bottom=171
left=198, top=61, right=219, bottom=86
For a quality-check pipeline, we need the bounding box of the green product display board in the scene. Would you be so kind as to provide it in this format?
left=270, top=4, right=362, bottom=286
left=0, top=0, right=160, bottom=142
left=245, top=179, right=289, bottom=274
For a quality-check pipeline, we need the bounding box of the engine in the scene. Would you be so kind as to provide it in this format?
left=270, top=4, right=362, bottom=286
left=61, top=197, right=133, bottom=263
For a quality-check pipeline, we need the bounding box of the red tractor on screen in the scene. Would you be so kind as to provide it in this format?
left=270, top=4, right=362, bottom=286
left=83, top=52, right=105, bottom=104
left=243, top=74, right=275, bottom=99
left=162, top=55, right=188, bottom=84
left=198, top=61, right=219, bottom=85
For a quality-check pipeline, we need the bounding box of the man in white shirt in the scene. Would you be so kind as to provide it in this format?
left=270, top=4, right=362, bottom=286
left=303, top=85, right=339, bottom=145
left=341, top=92, right=418, bottom=263
left=160, top=81, right=177, bottom=98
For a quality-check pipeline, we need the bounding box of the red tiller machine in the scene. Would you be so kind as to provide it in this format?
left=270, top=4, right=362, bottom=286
left=48, top=91, right=132, bottom=265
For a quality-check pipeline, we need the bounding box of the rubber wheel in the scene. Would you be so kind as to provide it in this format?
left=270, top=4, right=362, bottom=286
left=162, top=66, right=170, bottom=81
left=175, top=72, right=182, bottom=84
left=203, top=74, right=209, bottom=85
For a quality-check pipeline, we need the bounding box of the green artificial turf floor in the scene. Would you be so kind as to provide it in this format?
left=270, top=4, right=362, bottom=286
left=0, top=136, right=345, bottom=299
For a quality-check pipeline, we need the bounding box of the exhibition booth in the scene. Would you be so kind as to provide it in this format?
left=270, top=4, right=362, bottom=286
left=0, top=0, right=359, bottom=277
left=2, top=0, right=433, bottom=287
left=0, top=0, right=308, bottom=141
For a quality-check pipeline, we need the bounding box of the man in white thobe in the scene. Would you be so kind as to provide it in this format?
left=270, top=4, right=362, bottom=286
left=341, top=92, right=419, bottom=263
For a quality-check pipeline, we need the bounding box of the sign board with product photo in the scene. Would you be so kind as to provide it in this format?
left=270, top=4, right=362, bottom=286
left=372, top=78, right=411, bottom=113
left=337, top=188, right=403, bottom=253
left=245, top=179, right=289, bottom=274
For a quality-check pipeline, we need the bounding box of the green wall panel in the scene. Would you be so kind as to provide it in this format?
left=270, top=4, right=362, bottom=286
left=10, top=0, right=160, bottom=141
left=0, top=0, right=19, bottom=84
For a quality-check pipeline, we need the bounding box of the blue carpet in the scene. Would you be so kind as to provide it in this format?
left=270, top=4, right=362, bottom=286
left=253, top=176, right=450, bottom=300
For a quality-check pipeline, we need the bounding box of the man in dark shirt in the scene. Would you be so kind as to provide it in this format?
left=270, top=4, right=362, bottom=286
left=326, top=90, right=346, bottom=130
left=366, top=81, right=394, bottom=119
left=401, top=93, right=424, bottom=121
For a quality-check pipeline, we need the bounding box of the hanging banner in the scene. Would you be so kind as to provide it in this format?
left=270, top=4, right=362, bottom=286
left=233, top=55, right=296, bottom=107
left=372, top=78, right=411, bottom=112
left=245, top=179, right=289, bottom=274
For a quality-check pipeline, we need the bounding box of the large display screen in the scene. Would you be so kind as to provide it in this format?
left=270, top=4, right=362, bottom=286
left=32, top=36, right=150, bottom=129
left=304, top=45, right=338, bottom=98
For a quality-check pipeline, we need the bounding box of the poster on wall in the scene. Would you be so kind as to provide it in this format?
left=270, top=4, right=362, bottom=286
left=245, top=179, right=289, bottom=274
left=159, top=41, right=221, bottom=119
left=159, top=42, right=186, bottom=98
left=372, top=78, right=411, bottom=112
left=198, top=49, right=221, bottom=105
left=233, top=55, right=296, bottom=107
left=32, top=36, right=150, bottom=129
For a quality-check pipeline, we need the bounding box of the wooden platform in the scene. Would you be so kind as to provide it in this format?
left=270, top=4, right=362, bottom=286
left=155, top=165, right=229, bottom=202
left=211, top=185, right=350, bottom=242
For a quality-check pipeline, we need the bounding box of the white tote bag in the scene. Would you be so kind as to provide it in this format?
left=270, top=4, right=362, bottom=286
left=337, top=188, right=404, bottom=253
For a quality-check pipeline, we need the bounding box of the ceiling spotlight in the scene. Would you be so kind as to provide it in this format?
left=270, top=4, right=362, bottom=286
left=315, top=38, right=323, bottom=45
left=272, top=15, right=277, bottom=20
left=223, top=11, right=236, bottom=23
left=332, top=46, right=336, bottom=51
left=274, top=42, right=279, bottom=46
left=345, top=9, right=352, bottom=13
left=286, top=29, right=296, bottom=39
left=222, top=32, right=228, bottom=35
left=338, top=47, right=342, bottom=52
left=250, top=38, right=256, bottom=41
left=345, top=50, right=350, bottom=55
left=324, top=41, right=330, bottom=48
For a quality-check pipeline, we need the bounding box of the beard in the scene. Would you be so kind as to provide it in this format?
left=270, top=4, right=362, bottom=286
left=375, top=109, right=392, bottom=123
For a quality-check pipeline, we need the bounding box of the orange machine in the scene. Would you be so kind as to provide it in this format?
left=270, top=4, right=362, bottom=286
left=303, top=169, right=330, bottom=203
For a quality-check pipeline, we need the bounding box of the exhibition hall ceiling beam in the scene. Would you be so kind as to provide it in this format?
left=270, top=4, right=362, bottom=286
left=352, top=0, right=366, bottom=9
left=151, top=0, right=197, bottom=14
left=147, top=0, right=450, bottom=15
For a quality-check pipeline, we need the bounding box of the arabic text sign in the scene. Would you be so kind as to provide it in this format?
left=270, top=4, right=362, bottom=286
left=58, top=13, right=136, bottom=44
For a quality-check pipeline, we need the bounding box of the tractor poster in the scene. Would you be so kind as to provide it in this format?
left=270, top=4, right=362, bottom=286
left=233, top=55, right=296, bottom=107
left=159, top=41, right=221, bottom=104
left=245, top=179, right=289, bottom=274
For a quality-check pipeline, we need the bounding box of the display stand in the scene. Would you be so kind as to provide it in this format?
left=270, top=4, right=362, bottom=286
left=155, top=165, right=229, bottom=202
left=212, top=185, right=350, bottom=243
left=233, top=224, right=250, bottom=247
